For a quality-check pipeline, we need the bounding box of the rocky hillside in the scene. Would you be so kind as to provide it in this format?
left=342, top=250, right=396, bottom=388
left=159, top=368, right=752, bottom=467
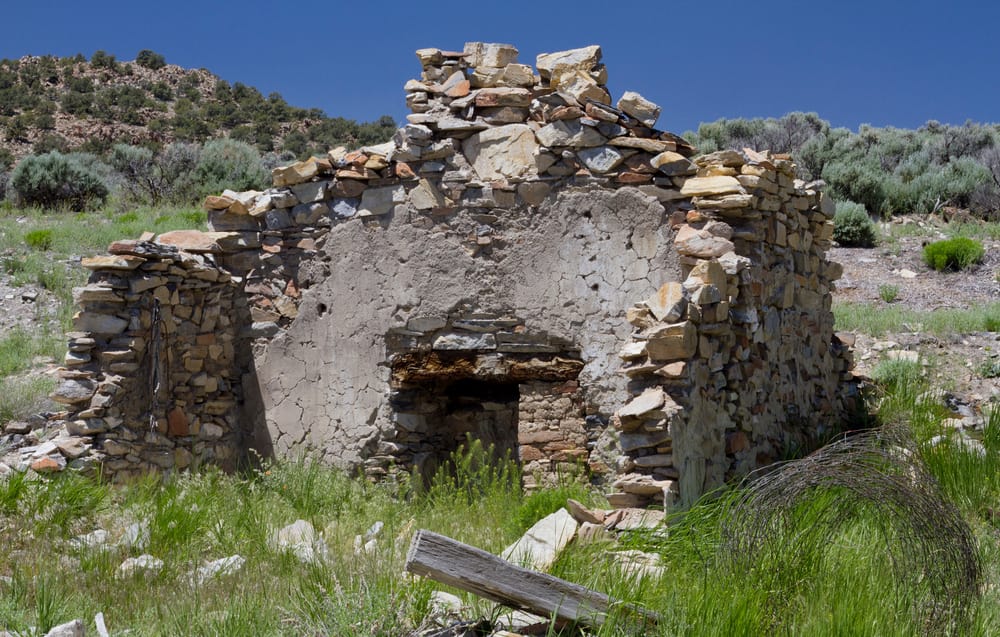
left=0, top=50, right=396, bottom=166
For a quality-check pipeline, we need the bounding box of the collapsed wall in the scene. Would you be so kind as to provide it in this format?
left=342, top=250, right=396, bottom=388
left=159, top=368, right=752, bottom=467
left=50, top=241, right=260, bottom=480
left=49, top=42, right=857, bottom=501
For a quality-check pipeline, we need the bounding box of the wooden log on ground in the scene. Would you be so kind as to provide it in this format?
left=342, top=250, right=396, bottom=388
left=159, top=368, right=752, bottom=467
left=404, top=529, right=658, bottom=629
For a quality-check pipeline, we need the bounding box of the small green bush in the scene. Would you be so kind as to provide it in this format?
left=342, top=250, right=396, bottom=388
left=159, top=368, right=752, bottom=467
left=24, top=229, right=53, bottom=250
left=135, top=49, right=166, bottom=70
left=979, top=357, right=1000, bottom=379
left=832, top=201, right=876, bottom=247
left=878, top=284, right=899, bottom=303
left=870, top=358, right=923, bottom=391
left=922, top=237, right=985, bottom=271
left=10, top=152, right=109, bottom=210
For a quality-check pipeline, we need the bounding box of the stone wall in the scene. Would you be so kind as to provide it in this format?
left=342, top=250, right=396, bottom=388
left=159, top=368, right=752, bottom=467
left=50, top=241, right=260, bottom=480
left=47, top=41, right=857, bottom=498
left=609, top=149, right=857, bottom=508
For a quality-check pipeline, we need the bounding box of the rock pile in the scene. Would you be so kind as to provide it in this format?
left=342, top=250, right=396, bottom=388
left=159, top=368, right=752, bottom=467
left=609, top=149, right=857, bottom=508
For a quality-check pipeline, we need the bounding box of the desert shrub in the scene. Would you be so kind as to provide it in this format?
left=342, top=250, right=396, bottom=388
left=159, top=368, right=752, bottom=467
left=109, top=143, right=161, bottom=203
left=923, top=237, right=985, bottom=271
left=59, top=91, right=92, bottom=116
left=824, top=161, right=888, bottom=216
left=110, top=142, right=202, bottom=205
left=149, top=81, right=172, bottom=101
left=979, top=357, right=1000, bottom=379
left=0, top=169, right=8, bottom=200
left=870, top=359, right=923, bottom=391
left=32, top=132, right=70, bottom=155
left=90, top=50, right=117, bottom=70
left=9, top=151, right=109, bottom=210
left=158, top=141, right=202, bottom=202
left=878, top=284, right=899, bottom=303
left=0, top=147, right=13, bottom=169
left=135, top=49, right=166, bottom=70
left=192, top=138, right=268, bottom=198
left=24, top=229, right=53, bottom=250
left=832, top=200, right=876, bottom=247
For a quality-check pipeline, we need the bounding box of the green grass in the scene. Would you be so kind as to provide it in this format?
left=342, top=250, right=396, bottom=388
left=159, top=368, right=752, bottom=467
left=0, top=417, right=993, bottom=636
left=0, top=375, right=56, bottom=423
left=0, top=203, right=208, bottom=418
left=834, top=301, right=1000, bottom=336
left=0, top=203, right=207, bottom=259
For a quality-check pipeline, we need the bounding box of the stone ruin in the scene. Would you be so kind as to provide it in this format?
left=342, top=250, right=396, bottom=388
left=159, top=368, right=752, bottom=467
left=44, top=42, right=858, bottom=507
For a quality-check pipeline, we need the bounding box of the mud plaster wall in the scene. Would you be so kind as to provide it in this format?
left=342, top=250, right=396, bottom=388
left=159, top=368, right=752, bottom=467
left=255, top=186, right=680, bottom=479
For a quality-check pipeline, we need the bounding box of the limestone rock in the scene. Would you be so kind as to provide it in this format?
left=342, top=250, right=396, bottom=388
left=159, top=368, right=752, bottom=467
left=536, top=45, right=602, bottom=79
left=474, top=87, right=532, bottom=108
left=616, top=91, right=660, bottom=127
left=566, top=499, right=605, bottom=525
left=359, top=185, right=406, bottom=217
left=576, top=146, right=624, bottom=173
left=651, top=151, right=697, bottom=176
left=609, top=137, right=675, bottom=153
left=462, top=124, right=540, bottom=181
left=501, top=508, right=578, bottom=571
left=432, top=333, right=497, bottom=351
left=52, top=379, right=97, bottom=405
left=156, top=230, right=254, bottom=254
left=269, top=519, right=328, bottom=564
left=679, top=176, right=745, bottom=197
left=72, top=312, right=128, bottom=335
left=195, top=555, right=245, bottom=584
left=463, top=42, right=519, bottom=68
left=44, top=620, right=85, bottom=637
left=272, top=160, right=318, bottom=187
left=644, top=282, right=687, bottom=322
left=674, top=225, right=736, bottom=258
left=409, top=179, right=447, bottom=210
left=117, top=554, right=163, bottom=579
left=645, top=321, right=698, bottom=360
left=549, top=68, right=611, bottom=104
left=535, top=120, right=605, bottom=148
left=618, top=387, right=666, bottom=419
left=81, top=255, right=145, bottom=271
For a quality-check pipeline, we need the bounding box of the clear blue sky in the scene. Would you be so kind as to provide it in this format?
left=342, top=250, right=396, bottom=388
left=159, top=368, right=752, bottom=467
left=3, top=0, right=997, bottom=135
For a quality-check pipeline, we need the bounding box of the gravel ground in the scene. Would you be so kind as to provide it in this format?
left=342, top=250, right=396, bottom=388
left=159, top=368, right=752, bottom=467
left=830, top=237, right=1000, bottom=311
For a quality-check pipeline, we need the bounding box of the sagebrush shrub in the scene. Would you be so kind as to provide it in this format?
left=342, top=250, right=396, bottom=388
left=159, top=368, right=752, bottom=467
left=193, top=138, right=268, bottom=198
left=923, top=237, right=985, bottom=271
left=10, top=152, right=109, bottom=210
left=832, top=200, right=877, bottom=247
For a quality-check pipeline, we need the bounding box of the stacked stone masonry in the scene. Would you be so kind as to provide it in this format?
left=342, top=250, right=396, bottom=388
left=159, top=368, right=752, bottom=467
left=47, top=42, right=857, bottom=499
left=50, top=241, right=258, bottom=480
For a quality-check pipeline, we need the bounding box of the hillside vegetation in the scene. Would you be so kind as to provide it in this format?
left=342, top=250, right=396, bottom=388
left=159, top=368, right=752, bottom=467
left=686, top=113, right=1000, bottom=220
left=0, top=49, right=396, bottom=167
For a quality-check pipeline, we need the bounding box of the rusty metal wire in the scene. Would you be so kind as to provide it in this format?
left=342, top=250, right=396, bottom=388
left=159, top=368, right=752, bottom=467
left=720, top=426, right=981, bottom=635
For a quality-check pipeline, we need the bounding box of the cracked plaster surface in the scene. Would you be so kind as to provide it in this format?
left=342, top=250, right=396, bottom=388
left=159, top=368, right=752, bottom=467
left=254, top=186, right=679, bottom=472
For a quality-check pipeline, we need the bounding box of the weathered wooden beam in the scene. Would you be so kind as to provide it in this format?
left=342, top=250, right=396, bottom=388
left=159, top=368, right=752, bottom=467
left=404, top=529, right=658, bottom=629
